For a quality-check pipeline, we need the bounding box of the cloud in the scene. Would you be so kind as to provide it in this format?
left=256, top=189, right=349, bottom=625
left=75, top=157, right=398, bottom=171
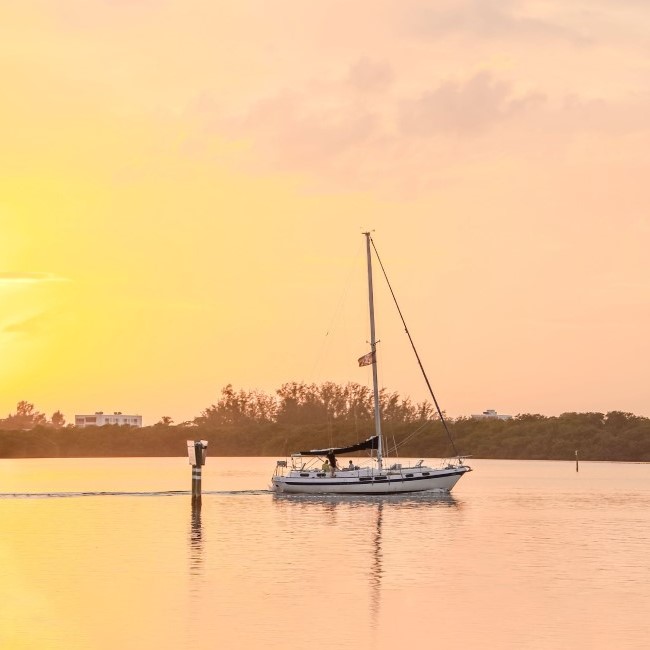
left=182, top=58, right=648, bottom=195
left=347, top=58, right=394, bottom=94
left=200, top=76, right=383, bottom=175
left=399, top=72, right=546, bottom=136
left=0, top=272, right=67, bottom=284
left=407, top=0, right=590, bottom=45
left=2, top=313, right=48, bottom=335
left=243, top=91, right=379, bottom=167
left=215, top=69, right=546, bottom=176
left=552, top=94, right=650, bottom=135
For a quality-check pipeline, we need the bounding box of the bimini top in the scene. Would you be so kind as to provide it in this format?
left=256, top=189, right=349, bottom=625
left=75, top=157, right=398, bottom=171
left=296, top=435, right=379, bottom=457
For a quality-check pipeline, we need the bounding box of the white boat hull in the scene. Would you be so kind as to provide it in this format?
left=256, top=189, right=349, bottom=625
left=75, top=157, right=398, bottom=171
left=271, top=466, right=470, bottom=495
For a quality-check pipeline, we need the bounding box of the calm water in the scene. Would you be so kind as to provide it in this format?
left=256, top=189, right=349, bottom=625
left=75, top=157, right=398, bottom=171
left=1, top=458, right=649, bottom=649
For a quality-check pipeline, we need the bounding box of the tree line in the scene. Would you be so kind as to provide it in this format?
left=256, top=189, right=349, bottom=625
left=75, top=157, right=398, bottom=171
left=0, top=401, right=65, bottom=430
left=1, top=384, right=650, bottom=461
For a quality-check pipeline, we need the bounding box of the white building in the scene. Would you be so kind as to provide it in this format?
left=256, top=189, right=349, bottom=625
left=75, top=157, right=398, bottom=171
left=471, top=409, right=513, bottom=421
left=75, top=412, right=143, bottom=427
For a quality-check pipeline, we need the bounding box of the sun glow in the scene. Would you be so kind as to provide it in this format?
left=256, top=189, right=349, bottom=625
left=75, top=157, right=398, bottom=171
left=1, top=1, right=649, bottom=424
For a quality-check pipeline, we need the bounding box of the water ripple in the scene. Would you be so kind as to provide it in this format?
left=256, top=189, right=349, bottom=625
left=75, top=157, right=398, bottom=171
left=0, top=489, right=271, bottom=498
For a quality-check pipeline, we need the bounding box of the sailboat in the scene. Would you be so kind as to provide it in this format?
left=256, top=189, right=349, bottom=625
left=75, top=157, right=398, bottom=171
left=271, top=232, right=471, bottom=495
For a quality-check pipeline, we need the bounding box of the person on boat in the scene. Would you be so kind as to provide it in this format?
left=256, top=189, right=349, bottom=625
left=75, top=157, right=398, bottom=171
left=322, top=459, right=330, bottom=474
left=326, top=452, right=337, bottom=476
left=348, top=460, right=354, bottom=471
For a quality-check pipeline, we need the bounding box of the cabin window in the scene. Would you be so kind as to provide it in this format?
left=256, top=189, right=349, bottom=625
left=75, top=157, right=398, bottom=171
left=375, top=475, right=387, bottom=480
left=317, top=473, right=326, bottom=478
left=359, top=477, right=372, bottom=482
left=300, top=473, right=310, bottom=477
left=405, top=473, right=413, bottom=477
left=422, top=472, right=430, bottom=476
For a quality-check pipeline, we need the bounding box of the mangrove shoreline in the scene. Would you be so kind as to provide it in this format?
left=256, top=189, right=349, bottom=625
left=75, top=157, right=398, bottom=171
left=1, top=410, right=649, bottom=461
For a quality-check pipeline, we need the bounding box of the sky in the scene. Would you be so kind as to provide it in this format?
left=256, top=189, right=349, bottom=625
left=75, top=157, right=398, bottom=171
left=1, top=0, right=649, bottom=425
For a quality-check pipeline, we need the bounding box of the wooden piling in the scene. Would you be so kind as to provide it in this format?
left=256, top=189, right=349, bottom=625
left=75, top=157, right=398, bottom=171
left=192, top=464, right=202, bottom=506
left=575, top=449, right=579, bottom=473
left=187, top=440, right=208, bottom=507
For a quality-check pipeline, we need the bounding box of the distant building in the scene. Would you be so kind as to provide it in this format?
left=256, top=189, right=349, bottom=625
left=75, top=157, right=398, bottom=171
left=75, top=411, right=143, bottom=427
left=471, top=409, right=513, bottom=421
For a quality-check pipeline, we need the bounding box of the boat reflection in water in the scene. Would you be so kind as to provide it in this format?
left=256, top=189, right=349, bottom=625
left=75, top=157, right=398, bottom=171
left=272, top=492, right=460, bottom=624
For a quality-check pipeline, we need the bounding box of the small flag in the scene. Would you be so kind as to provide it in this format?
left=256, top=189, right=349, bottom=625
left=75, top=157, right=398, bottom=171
left=358, top=350, right=375, bottom=367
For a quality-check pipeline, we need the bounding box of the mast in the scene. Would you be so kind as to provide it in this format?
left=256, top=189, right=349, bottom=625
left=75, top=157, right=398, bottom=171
left=364, top=232, right=383, bottom=470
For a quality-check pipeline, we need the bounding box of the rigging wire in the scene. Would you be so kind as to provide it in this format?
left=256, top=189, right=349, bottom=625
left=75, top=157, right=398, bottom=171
left=383, top=420, right=430, bottom=456
left=370, top=236, right=460, bottom=458
left=303, top=239, right=369, bottom=449
left=308, top=239, right=365, bottom=382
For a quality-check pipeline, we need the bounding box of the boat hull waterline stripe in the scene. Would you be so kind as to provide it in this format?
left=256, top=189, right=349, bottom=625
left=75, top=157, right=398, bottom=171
left=272, top=469, right=469, bottom=494
left=279, top=470, right=466, bottom=487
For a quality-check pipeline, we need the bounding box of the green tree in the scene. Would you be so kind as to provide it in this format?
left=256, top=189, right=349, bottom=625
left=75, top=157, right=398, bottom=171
left=51, top=411, right=66, bottom=428
left=198, top=384, right=277, bottom=426
left=0, top=401, right=47, bottom=430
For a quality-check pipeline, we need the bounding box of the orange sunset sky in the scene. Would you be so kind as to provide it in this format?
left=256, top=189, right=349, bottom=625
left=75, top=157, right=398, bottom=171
left=1, top=1, right=649, bottom=425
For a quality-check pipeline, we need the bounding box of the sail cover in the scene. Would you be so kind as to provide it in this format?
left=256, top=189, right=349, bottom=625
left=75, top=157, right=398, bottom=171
left=297, top=435, right=379, bottom=456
